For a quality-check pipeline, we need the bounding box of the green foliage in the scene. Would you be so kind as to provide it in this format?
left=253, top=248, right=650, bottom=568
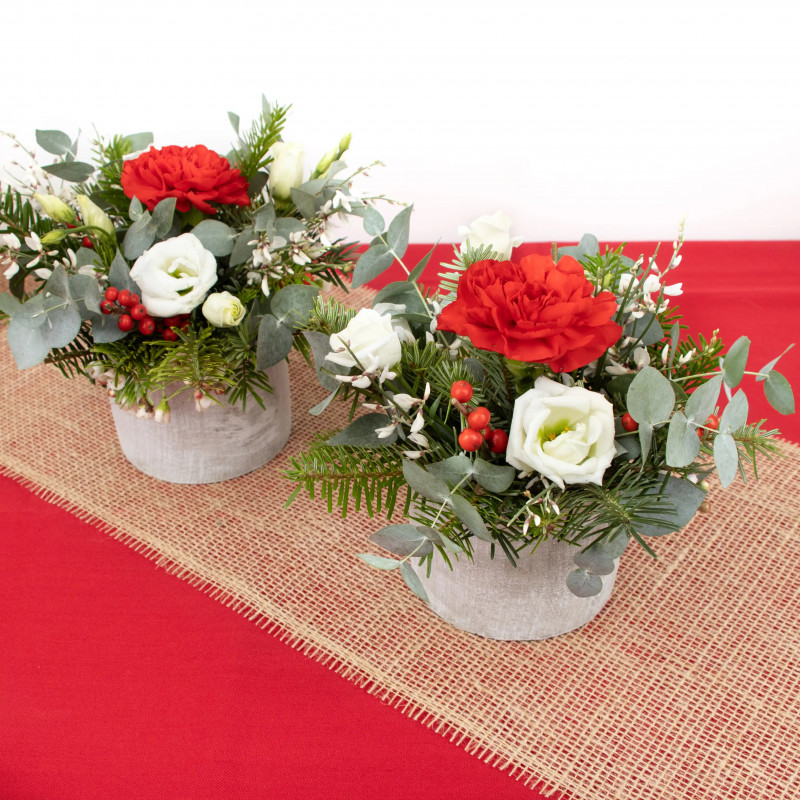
left=230, top=100, right=289, bottom=185
left=89, top=134, right=136, bottom=216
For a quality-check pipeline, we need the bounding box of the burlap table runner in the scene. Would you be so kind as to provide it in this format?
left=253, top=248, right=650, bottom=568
left=1, top=318, right=799, bottom=800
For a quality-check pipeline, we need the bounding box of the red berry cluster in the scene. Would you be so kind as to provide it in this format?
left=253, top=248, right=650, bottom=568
left=100, top=286, right=189, bottom=339
left=449, top=381, right=509, bottom=454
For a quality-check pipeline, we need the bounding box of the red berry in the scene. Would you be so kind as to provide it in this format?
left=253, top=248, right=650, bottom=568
left=104, top=287, right=118, bottom=302
left=82, top=236, right=94, bottom=249
left=450, top=380, right=473, bottom=403
left=164, top=316, right=181, bottom=328
left=138, top=317, right=155, bottom=335
left=131, top=303, right=148, bottom=321
left=487, top=429, right=509, bottom=454
left=621, top=412, right=639, bottom=432
left=117, top=314, right=134, bottom=332
left=705, top=413, right=720, bottom=431
left=458, top=428, right=484, bottom=452
left=100, top=300, right=115, bottom=315
left=117, top=289, right=132, bottom=307
left=129, top=293, right=140, bottom=306
left=467, top=406, right=491, bottom=431
left=162, top=329, right=179, bottom=341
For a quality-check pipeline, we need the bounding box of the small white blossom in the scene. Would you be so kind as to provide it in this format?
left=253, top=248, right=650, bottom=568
left=408, top=432, right=429, bottom=448
left=678, top=349, right=695, bottom=365
left=375, top=422, right=398, bottom=439
left=410, top=410, right=425, bottom=434
left=633, top=347, right=651, bottom=370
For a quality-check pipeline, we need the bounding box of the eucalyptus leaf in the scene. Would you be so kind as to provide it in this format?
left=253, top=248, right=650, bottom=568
left=10, top=294, right=47, bottom=329
left=666, top=411, right=700, bottom=468
left=624, top=312, right=664, bottom=347
left=249, top=172, right=268, bottom=197
left=635, top=476, right=707, bottom=536
left=351, top=243, right=394, bottom=288
left=714, top=432, right=739, bottom=488
left=42, top=161, right=94, bottom=183
left=122, top=214, right=156, bottom=260
left=638, top=421, right=654, bottom=460
left=719, top=390, right=749, bottom=433
left=558, top=234, right=599, bottom=262
left=357, top=553, right=401, bottom=570
left=764, top=371, right=795, bottom=415
left=252, top=205, right=276, bottom=234
left=566, top=569, right=603, bottom=598
left=308, top=391, right=337, bottom=416
left=290, top=187, right=317, bottom=220
left=40, top=301, right=81, bottom=349
left=721, top=335, right=750, bottom=388
left=151, top=197, right=177, bottom=238
left=270, top=284, right=319, bottom=332
left=35, top=129, right=74, bottom=156
left=255, top=313, right=293, bottom=369
left=44, top=265, right=71, bottom=299
left=6, top=319, right=51, bottom=368
left=192, top=219, right=235, bottom=256
left=122, top=132, right=154, bottom=152
left=370, top=524, right=434, bottom=558
left=274, top=217, right=306, bottom=238
left=595, top=533, right=630, bottom=559
left=472, top=458, right=516, bottom=493
left=373, top=281, right=428, bottom=316
left=362, top=206, right=386, bottom=237
left=304, top=330, right=351, bottom=392
left=74, top=246, right=101, bottom=268
left=400, top=562, right=430, bottom=604
left=427, top=455, right=474, bottom=486
left=573, top=548, right=616, bottom=576
left=228, top=111, right=241, bottom=135
left=108, top=250, right=139, bottom=293
left=407, top=243, right=437, bottom=283
left=0, top=292, right=21, bottom=316
left=230, top=228, right=256, bottom=266
left=627, top=366, right=675, bottom=426
left=448, top=495, right=492, bottom=542
left=386, top=205, right=413, bottom=259
left=402, top=461, right=450, bottom=502
left=88, top=311, right=130, bottom=343
left=684, top=374, right=722, bottom=423
left=757, top=345, right=794, bottom=382
left=327, top=413, right=398, bottom=447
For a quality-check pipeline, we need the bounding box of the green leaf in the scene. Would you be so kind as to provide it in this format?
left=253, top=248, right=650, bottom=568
left=373, top=281, right=428, bottom=316
left=0, top=292, right=21, bottom=316
left=573, top=548, right=616, bottom=576
left=684, top=374, right=722, bottom=423
left=472, top=458, right=516, bottom=492
left=304, top=330, right=351, bottom=392
left=88, top=310, right=129, bottom=343
left=448, top=495, right=492, bottom=542
left=40, top=301, right=82, bottom=349
left=402, top=461, right=450, bottom=502
left=756, top=345, right=794, bottom=382
left=721, top=336, right=750, bottom=388
left=400, top=561, right=430, bottom=604
left=230, top=228, right=256, bottom=266
left=558, top=233, right=599, bottom=262
left=719, top=390, right=749, bottom=433
left=122, top=132, right=153, bottom=152
left=309, top=391, right=337, bottom=416
left=252, top=205, right=276, bottom=234
left=192, top=220, right=235, bottom=256
left=255, top=313, right=293, bottom=369
left=44, top=265, right=71, bottom=299
left=386, top=205, right=413, bottom=259
left=42, top=161, right=94, bottom=183
left=566, top=569, right=603, bottom=597
left=327, top=414, right=398, bottom=447
left=764, top=371, right=795, bottom=415
left=666, top=411, right=700, bottom=468
left=637, top=422, right=654, bottom=460
left=427, top=455, right=473, bottom=486
left=122, top=213, right=156, bottom=260
left=11, top=294, right=47, bottom=329
left=636, top=476, right=706, bottom=536
left=362, top=207, right=385, bottom=237
left=627, top=366, right=675, bottom=426
left=35, top=129, right=74, bottom=156
left=624, top=312, right=664, bottom=347
left=228, top=111, right=241, bottom=136
left=714, top=432, right=739, bottom=488
left=370, top=524, right=434, bottom=558
left=69, top=274, right=101, bottom=315
left=108, top=250, right=139, bottom=293
left=407, top=243, right=437, bottom=283
left=290, top=187, right=317, bottom=220
left=270, top=284, right=319, bottom=332
left=151, top=197, right=177, bottom=238
left=6, top=319, right=51, bottom=368
left=351, top=244, right=394, bottom=289
left=357, top=553, right=401, bottom=570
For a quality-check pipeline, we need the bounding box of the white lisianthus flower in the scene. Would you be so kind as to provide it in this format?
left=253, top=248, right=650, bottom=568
left=268, top=142, right=305, bottom=201
left=458, top=211, right=522, bottom=260
left=505, top=377, right=616, bottom=490
left=130, top=233, right=218, bottom=317
left=326, top=308, right=407, bottom=371
left=202, top=291, right=246, bottom=327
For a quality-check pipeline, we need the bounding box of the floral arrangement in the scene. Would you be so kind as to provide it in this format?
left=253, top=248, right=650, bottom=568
left=287, top=210, right=795, bottom=601
left=0, top=98, right=381, bottom=415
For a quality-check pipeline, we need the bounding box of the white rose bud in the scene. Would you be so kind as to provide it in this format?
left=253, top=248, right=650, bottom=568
left=326, top=308, right=406, bottom=372
left=505, top=377, right=616, bottom=489
left=76, top=195, right=115, bottom=238
left=34, top=193, right=77, bottom=225
left=458, top=211, right=522, bottom=260
left=202, top=291, right=246, bottom=327
left=130, top=233, right=218, bottom=317
left=268, top=142, right=305, bottom=201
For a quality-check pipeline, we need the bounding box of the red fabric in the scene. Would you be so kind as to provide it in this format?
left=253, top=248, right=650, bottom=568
left=1, top=241, right=797, bottom=799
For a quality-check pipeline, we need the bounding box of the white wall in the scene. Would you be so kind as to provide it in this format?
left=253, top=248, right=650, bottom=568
left=3, top=0, right=798, bottom=243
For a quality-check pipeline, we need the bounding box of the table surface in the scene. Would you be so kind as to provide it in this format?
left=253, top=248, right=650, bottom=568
left=1, top=241, right=798, bottom=800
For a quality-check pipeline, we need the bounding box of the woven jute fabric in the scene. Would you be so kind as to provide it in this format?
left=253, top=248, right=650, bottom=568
left=1, top=307, right=799, bottom=800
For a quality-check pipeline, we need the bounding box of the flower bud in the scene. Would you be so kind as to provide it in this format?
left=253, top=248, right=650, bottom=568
left=313, top=147, right=338, bottom=179
left=40, top=229, right=70, bottom=245
left=76, top=195, right=115, bottom=238
left=34, top=193, right=76, bottom=225
left=267, top=142, right=305, bottom=200
left=201, top=291, right=246, bottom=327
left=338, top=132, right=352, bottom=153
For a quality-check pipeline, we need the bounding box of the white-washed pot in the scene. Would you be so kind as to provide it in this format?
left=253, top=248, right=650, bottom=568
left=109, top=361, right=291, bottom=484
left=411, top=536, right=618, bottom=641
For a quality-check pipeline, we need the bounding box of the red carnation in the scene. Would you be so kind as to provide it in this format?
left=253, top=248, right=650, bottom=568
left=436, top=254, right=622, bottom=373
left=121, top=144, right=250, bottom=215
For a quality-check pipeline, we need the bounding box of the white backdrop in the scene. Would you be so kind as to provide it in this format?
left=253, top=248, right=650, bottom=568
left=3, top=0, right=798, bottom=243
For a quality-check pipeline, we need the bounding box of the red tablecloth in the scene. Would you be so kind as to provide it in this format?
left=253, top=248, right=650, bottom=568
left=1, top=241, right=797, bottom=800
